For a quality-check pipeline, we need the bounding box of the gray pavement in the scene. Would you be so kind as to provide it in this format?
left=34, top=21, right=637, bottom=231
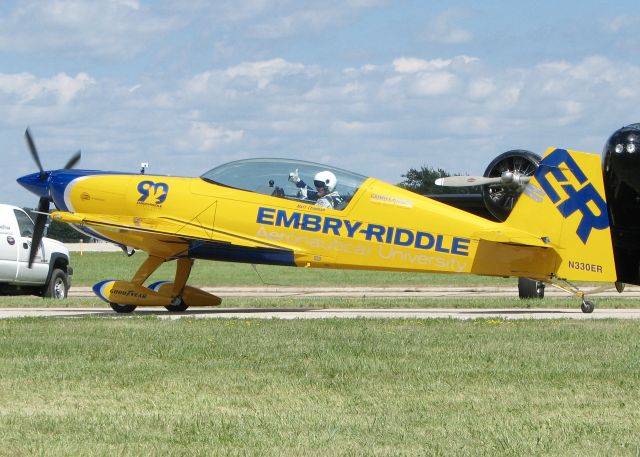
left=67, top=285, right=640, bottom=298
left=1, top=306, right=640, bottom=320
left=1, top=285, right=637, bottom=320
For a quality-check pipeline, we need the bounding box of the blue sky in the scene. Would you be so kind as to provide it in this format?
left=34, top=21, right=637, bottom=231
left=2, top=0, right=640, bottom=208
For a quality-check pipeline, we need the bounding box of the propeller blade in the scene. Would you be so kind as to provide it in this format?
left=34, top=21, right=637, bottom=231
left=435, top=176, right=503, bottom=187
left=64, top=150, right=81, bottom=169
left=435, top=175, right=532, bottom=187
left=28, top=198, right=50, bottom=268
left=25, top=128, right=45, bottom=177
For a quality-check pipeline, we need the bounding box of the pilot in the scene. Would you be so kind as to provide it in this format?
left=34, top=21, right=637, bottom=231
left=289, top=169, right=343, bottom=209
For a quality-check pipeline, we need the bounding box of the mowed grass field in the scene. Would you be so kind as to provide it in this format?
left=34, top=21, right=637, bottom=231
left=1, top=252, right=636, bottom=309
left=1, top=318, right=640, bottom=456
left=69, top=252, right=517, bottom=287
left=2, top=253, right=640, bottom=455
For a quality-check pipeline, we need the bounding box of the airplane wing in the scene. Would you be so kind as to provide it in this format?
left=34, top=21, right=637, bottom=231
left=50, top=210, right=288, bottom=255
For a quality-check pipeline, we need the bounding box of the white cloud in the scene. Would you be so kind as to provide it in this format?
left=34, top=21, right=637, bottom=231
left=602, top=15, right=640, bottom=33
left=331, top=120, right=386, bottom=135
left=225, top=59, right=307, bottom=89
left=468, top=78, right=496, bottom=99
left=412, top=72, right=458, bottom=96
left=186, top=58, right=310, bottom=93
left=244, top=0, right=390, bottom=38
left=8, top=51, right=640, bottom=208
left=423, top=9, right=473, bottom=44
left=176, top=55, right=640, bottom=162
left=0, top=0, right=179, bottom=56
left=0, top=72, right=95, bottom=104
left=249, top=10, right=342, bottom=39
left=184, top=122, right=244, bottom=152
left=383, top=56, right=477, bottom=98
left=393, top=57, right=452, bottom=74
left=154, top=1, right=390, bottom=41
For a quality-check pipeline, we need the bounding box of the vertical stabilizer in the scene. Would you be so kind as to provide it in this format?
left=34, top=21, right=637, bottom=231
left=505, top=147, right=616, bottom=282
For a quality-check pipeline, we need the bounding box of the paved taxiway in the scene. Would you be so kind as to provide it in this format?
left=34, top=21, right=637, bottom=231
left=2, top=307, right=640, bottom=320
left=0, top=285, right=637, bottom=320
left=67, top=284, right=640, bottom=299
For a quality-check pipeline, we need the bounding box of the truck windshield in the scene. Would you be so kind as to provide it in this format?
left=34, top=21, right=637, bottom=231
left=13, top=209, right=34, bottom=237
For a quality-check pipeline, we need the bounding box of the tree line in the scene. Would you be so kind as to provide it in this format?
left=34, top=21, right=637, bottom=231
left=24, top=208, right=92, bottom=243
left=398, top=166, right=477, bottom=195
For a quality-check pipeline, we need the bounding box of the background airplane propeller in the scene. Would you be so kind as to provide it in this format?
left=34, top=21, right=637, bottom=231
left=24, top=128, right=81, bottom=268
left=433, top=149, right=541, bottom=222
left=435, top=172, right=531, bottom=187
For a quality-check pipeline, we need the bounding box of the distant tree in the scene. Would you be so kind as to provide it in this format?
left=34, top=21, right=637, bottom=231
left=398, top=166, right=479, bottom=195
left=46, top=219, right=92, bottom=242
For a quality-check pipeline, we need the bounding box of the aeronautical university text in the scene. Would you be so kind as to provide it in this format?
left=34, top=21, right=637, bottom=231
left=256, top=207, right=470, bottom=256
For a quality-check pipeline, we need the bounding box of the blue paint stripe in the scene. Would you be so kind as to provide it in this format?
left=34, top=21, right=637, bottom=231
left=148, top=281, right=172, bottom=292
left=188, top=241, right=295, bottom=266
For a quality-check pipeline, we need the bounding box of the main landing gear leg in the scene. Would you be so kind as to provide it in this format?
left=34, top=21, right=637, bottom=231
left=165, top=258, right=193, bottom=312
left=132, top=255, right=165, bottom=285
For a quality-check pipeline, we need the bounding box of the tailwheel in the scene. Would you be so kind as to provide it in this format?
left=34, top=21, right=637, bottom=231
left=581, top=300, right=595, bottom=314
left=110, top=303, right=137, bottom=313
left=165, top=297, right=188, bottom=312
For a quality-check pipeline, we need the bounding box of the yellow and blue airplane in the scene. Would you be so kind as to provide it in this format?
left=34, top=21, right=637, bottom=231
left=18, top=126, right=638, bottom=313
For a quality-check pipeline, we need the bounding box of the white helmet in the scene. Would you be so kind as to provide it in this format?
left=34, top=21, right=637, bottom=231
left=314, top=170, right=337, bottom=193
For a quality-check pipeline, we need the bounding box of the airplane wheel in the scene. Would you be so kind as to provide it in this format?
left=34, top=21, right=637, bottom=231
left=110, top=303, right=137, bottom=313
left=581, top=300, right=594, bottom=314
left=518, top=277, right=545, bottom=299
left=165, top=297, right=189, bottom=312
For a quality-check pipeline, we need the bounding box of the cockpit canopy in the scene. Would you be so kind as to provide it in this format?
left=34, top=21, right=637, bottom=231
left=201, top=158, right=367, bottom=210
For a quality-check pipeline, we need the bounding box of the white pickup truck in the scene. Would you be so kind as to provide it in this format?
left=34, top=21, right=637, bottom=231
left=0, top=204, right=72, bottom=298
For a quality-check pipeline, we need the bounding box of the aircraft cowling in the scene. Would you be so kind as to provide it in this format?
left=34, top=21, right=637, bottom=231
left=602, top=123, right=640, bottom=284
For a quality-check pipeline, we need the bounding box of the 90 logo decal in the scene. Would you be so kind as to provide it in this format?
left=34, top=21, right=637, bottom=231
left=137, top=180, right=169, bottom=206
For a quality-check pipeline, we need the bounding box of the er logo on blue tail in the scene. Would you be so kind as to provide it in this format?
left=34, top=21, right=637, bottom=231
left=535, top=149, right=609, bottom=244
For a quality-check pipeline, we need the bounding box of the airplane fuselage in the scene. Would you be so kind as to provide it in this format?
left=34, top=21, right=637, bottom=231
left=21, top=167, right=603, bottom=283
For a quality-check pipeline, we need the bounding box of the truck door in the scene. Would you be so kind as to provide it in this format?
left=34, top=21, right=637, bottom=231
left=14, top=209, right=49, bottom=284
left=0, top=217, right=18, bottom=282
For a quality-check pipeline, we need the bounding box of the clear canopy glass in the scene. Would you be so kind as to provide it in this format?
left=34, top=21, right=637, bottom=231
left=201, top=158, right=367, bottom=210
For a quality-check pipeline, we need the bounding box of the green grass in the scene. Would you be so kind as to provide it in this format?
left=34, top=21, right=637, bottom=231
left=0, top=252, right=625, bottom=309
left=70, top=252, right=516, bottom=287
left=0, top=296, right=639, bottom=310
left=1, top=318, right=639, bottom=456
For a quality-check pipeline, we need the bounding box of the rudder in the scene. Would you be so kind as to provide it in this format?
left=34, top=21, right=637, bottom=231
left=505, top=147, right=616, bottom=282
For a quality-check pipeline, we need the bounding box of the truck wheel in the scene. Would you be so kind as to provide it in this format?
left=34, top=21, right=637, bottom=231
left=44, top=268, right=68, bottom=299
